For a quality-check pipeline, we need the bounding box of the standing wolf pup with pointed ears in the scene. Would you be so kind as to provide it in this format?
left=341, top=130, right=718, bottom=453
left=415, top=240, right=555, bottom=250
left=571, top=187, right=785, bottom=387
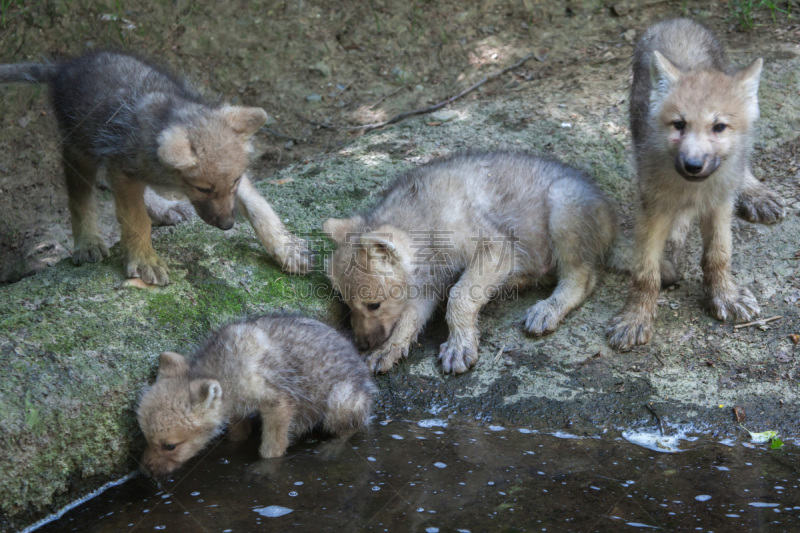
left=0, top=50, right=311, bottom=285
left=608, top=19, right=785, bottom=350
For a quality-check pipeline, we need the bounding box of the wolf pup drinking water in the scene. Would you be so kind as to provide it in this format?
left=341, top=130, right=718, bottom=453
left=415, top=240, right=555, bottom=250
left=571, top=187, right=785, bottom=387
left=137, top=316, right=376, bottom=477
left=0, top=50, right=311, bottom=284
left=607, top=19, right=785, bottom=351
left=324, top=151, right=616, bottom=375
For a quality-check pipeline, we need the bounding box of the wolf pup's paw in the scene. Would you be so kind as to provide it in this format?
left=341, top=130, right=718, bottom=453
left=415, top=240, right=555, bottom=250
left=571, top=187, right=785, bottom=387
left=366, top=342, right=408, bottom=374
left=278, top=233, right=314, bottom=275
left=736, top=186, right=786, bottom=225
left=523, top=300, right=562, bottom=336
left=709, top=286, right=760, bottom=322
left=125, top=254, right=170, bottom=286
left=438, top=332, right=479, bottom=374
left=72, top=237, right=109, bottom=265
left=607, top=312, right=653, bottom=351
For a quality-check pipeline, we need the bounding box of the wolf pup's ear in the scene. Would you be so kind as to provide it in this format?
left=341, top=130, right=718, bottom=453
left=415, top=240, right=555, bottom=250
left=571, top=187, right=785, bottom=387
left=362, top=234, right=404, bottom=266
left=736, top=58, right=763, bottom=112
left=158, top=351, right=188, bottom=378
left=323, top=216, right=364, bottom=244
left=190, top=379, right=223, bottom=411
left=221, top=106, right=269, bottom=136
left=157, top=126, right=197, bottom=170
left=650, top=51, right=681, bottom=99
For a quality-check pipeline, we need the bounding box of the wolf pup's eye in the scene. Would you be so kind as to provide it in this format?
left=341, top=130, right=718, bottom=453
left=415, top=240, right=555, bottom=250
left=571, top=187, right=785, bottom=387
left=162, top=443, right=177, bottom=451
left=194, top=185, right=213, bottom=194
left=712, top=123, right=727, bottom=133
left=672, top=120, right=686, bottom=131
left=366, top=302, right=381, bottom=311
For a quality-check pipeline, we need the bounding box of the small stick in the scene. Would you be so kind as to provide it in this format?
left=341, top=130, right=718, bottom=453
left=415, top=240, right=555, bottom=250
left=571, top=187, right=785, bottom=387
left=733, top=315, right=783, bottom=330
left=307, top=53, right=535, bottom=133
left=645, top=403, right=665, bottom=436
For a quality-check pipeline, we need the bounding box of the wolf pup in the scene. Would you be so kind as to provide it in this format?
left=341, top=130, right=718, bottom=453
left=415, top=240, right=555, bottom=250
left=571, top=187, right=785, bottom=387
left=137, top=316, right=377, bottom=477
left=607, top=19, right=785, bottom=350
left=324, top=151, right=616, bottom=375
left=0, top=50, right=311, bottom=284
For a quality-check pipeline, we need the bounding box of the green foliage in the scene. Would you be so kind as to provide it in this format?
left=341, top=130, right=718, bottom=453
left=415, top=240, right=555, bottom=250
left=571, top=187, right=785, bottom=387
left=730, top=0, right=793, bottom=31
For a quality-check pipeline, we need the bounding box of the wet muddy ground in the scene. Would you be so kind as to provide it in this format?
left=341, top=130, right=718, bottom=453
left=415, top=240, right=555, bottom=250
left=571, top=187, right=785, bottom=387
left=30, top=420, right=800, bottom=532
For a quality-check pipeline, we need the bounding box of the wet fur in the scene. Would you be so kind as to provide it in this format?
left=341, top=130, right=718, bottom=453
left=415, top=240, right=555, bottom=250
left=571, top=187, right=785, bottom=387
left=136, top=315, right=377, bottom=477
left=0, top=50, right=311, bottom=284
left=325, top=151, right=616, bottom=375
left=608, top=19, right=783, bottom=350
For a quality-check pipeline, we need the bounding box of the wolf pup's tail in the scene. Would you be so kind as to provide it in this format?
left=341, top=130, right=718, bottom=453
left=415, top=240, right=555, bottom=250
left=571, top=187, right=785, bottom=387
left=0, top=62, right=55, bottom=84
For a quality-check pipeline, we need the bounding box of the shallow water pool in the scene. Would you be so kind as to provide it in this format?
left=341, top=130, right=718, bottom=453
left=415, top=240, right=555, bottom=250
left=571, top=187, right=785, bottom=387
left=31, top=420, right=799, bottom=532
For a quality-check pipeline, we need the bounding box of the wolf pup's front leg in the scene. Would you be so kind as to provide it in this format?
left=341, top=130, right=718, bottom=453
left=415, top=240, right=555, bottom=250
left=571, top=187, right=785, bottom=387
left=113, top=174, right=170, bottom=285
left=366, top=298, right=435, bottom=374
left=607, top=211, right=673, bottom=351
left=439, top=240, right=513, bottom=374
left=236, top=175, right=313, bottom=274
left=701, top=202, right=760, bottom=321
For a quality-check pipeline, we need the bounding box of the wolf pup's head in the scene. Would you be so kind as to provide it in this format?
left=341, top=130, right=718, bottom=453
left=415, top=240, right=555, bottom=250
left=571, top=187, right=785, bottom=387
left=137, top=352, right=225, bottom=478
left=649, top=51, right=762, bottom=182
left=157, top=106, right=268, bottom=230
left=324, top=217, right=412, bottom=351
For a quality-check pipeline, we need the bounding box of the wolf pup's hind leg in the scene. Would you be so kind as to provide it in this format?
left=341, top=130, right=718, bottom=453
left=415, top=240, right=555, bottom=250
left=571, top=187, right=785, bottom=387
left=63, top=147, right=109, bottom=265
left=736, top=169, right=786, bottom=224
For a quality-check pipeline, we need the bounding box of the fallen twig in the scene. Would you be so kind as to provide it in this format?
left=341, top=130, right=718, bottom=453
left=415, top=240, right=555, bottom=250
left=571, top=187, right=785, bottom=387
left=306, top=53, right=535, bottom=133
left=733, top=315, right=783, bottom=330
left=645, top=403, right=665, bottom=436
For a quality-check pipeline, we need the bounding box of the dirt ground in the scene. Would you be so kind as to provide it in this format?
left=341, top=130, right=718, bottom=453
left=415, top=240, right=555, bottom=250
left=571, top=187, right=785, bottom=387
left=1, top=0, right=798, bottom=282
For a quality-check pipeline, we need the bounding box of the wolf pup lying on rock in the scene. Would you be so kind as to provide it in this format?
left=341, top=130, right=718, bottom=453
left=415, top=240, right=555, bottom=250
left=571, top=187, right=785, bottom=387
left=324, top=151, right=616, bottom=375
left=0, top=50, right=311, bottom=284
left=137, top=316, right=376, bottom=477
left=607, top=19, right=785, bottom=351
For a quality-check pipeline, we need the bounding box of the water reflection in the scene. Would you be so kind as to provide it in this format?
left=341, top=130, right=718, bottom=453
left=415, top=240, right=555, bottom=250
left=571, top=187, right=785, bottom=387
left=34, top=421, right=799, bottom=532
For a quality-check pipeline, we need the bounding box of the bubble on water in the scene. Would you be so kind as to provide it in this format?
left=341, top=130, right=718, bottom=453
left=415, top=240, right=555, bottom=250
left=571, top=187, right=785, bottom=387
left=695, top=495, right=711, bottom=502
left=425, top=528, right=439, bottom=533
left=160, top=494, right=171, bottom=499
left=487, top=481, right=495, bottom=486
left=434, top=431, right=444, bottom=435
left=488, top=425, right=505, bottom=431
left=518, top=428, right=537, bottom=434
left=418, top=419, right=448, bottom=428
left=294, top=481, right=304, bottom=486
left=367, top=457, right=376, bottom=462
left=190, top=492, right=200, bottom=497
left=372, top=486, right=381, bottom=491
left=391, top=435, right=404, bottom=440
left=775, top=486, right=785, bottom=490
left=625, top=523, right=658, bottom=529
left=713, top=466, right=730, bottom=471
left=726, top=514, right=740, bottom=518
left=749, top=502, right=780, bottom=508
left=417, top=508, right=425, bottom=512
left=288, top=491, right=298, bottom=497
left=154, top=527, right=166, bottom=530
left=253, top=506, right=294, bottom=517
left=219, top=458, right=230, bottom=465
left=433, top=462, right=447, bottom=469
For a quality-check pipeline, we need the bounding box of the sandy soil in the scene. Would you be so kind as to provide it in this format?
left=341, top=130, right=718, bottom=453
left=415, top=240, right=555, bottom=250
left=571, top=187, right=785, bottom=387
left=2, top=0, right=798, bottom=282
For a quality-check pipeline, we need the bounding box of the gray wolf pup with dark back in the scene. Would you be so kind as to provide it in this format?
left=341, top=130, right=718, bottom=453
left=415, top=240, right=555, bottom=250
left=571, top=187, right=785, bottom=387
left=137, top=315, right=376, bottom=477
left=607, top=19, right=785, bottom=350
left=324, top=151, right=616, bottom=375
left=0, top=50, right=311, bottom=285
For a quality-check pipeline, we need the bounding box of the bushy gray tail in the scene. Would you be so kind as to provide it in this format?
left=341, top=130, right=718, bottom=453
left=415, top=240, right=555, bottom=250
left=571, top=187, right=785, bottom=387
left=0, top=62, right=55, bottom=84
